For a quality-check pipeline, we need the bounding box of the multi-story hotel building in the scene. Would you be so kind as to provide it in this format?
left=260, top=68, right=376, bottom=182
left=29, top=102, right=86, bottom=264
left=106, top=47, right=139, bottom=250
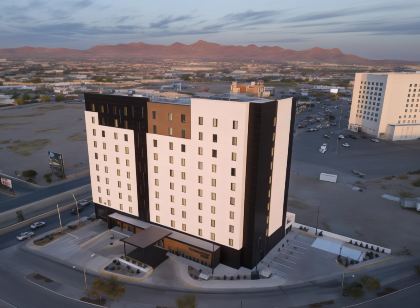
left=348, top=72, right=420, bottom=141
left=84, top=93, right=295, bottom=269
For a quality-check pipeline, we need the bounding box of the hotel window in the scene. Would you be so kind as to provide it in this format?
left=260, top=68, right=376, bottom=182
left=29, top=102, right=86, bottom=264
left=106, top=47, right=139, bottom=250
left=91, top=117, right=95, bottom=124
left=104, top=166, right=109, bottom=173
left=182, top=211, right=186, bottom=219
left=156, top=216, right=160, bottom=223
left=198, top=202, right=203, bottom=210
left=198, top=117, right=203, bottom=125
left=93, top=129, right=96, bottom=136
left=117, top=169, right=121, bottom=176
left=211, top=233, right=215, bottom=241
left=181, top=172, right=186, bottom=180
left=119, top=204, right=123, bottom=211
left=211, top=179, right=216, bottom=187
left=103, top=155, right=107, bottom=162
left=171, top=220, right=175, bottom=228
left=154, top=153, right=158, bottom=160
left=155, top=204, right=159, bottom=211
left=170, top=195, right=175, bottom=202
left=93, top=141, right=97, bottom=148
left=231, top=183, right=236, bottom=191
left=168, top=112, right=173, bottom=121
left=102, top=131, right=105, bottom=137
left=129, top=206, right=132, bottom=213
left=229, top=225, right=234, bottom=233
left=170, top=169, right=174, bottom=177
left=94, top=153, right=98, bottom=160
left=182, top=198, right=186, bottom=206
left=211, top=193, right=216, bottom=200
left=212, top=164, right=217, bottom=173
left=125, top=147, right=129, bottom=154
left=118, top=193, right=122, bottom=199
left=198, top=216, right=202, bottom=223
left=198, top=189, right=203, bottom=197
left=182, top=224, right=186, bottom=232
left=170, top=208, right=175, bottom=215
left=169, top=142, right=173, bottom=150
left=127, top=184, right=131, bottom=191
left=181, top=158, right=186, bottom=166
left=181, top=144, right=186, bottom=152
left=114, top=132, right=118, bottom=140
left=127, top=172, right=130, bottom=179
left=211, top=206, right=216, bottom=214
left=152, top=111, right=157, bottom=119
left=152, top=125, right=157, bottom=133
left=232, top=137, right=237, bottom=146
left=125, top=159, right=130, bottom=167
left=154, top=166, right=158, bottom=173
left=232, top=152, right=237, bottom=161
left=170, top=182, right=174, bottom=190
left=155, top=191, right=159, bottom=199
left=230, top=197, right=235, bottom=205
left=198, top=161, right=203, bottom=170
left=102, top=143, right=106, bottom=150
left=115, top=145, right=119, bottom=152
left=168, top=127, right=173, bottom=136
left=198, top=175, right=203, bottom=183
left=181, top=114, right=186, bottom=123
left=273, top=117, right=277, bottom=127
left=108, top=200, right=111, bottom=206
left=229, top=239, right=233, bottom=246
left=154, top=179, right=159, bottom=186
left=213, top=134, right=217, bottom=143
left=98, top=197, right=102, bottom=204
left=198, top=147, right=203, bottom=155
left=233, top=120, right=238, bottom=129
left=198, top=229, right=202, bottom=236
left=105, top=178, right=109, bottom=184
left=231, top=168, right=236, bottom=176
left=212, top=149, right=217, bottom=158
left=97, top=186, right=101, bottom=193
left=229, top=211, right=234, bottom=219
left=96, top=175, right=100, bottom=182
left=153, top=139, right=158, bottom=147
left=181, top=129, right=186, bottom=138
left=198, top=132, right=203, bottom=140
left=106, top=189, right=110, bottom=196
left=182, top=185, right=186, bottom=193
left=213, top=118, right=218, bottom=127
left=117, top=181, right=121, bottom=188
left=169, top=156, right=174, bottom=164
left=124, top=134, right=128, bottom=142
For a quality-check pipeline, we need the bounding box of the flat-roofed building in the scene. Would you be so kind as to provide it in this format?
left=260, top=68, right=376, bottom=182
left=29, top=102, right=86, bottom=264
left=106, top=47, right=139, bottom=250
left=348, top=72, right=420, bottom=140
left=84, top=92, right=295, bottom=269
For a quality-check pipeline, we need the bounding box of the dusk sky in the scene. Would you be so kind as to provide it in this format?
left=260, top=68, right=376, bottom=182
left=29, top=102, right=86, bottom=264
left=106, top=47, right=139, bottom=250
left=0, top=0, right=419, bottom=60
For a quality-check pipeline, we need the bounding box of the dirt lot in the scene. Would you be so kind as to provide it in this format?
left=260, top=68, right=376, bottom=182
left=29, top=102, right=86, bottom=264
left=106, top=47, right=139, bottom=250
left=0, top=102, right=88, bottom=185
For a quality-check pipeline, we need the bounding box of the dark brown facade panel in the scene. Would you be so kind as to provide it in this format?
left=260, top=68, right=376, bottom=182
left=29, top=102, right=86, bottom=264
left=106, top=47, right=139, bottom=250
left=147, top=101, right=191, bottom=139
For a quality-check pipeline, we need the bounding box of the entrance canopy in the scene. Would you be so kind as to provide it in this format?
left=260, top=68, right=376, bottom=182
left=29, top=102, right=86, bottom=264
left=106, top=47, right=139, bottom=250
left=121, top=226, right=171, bottom=248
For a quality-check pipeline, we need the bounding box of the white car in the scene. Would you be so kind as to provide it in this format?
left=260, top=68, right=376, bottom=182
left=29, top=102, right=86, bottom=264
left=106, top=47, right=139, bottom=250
left=338, top=134, right=345, bottom=139
left=342, top=143, right=350, bottom=148
left=370, top=138, right=380, bottom=143
left=16, top=231, right=34, bottom=241
left=30, top=221, right=46, bottom=230
left=319, top=143, right=328, bottom=154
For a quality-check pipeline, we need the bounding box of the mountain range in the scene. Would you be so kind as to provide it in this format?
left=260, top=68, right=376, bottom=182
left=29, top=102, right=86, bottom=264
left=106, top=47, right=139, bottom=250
left=0, top=40, right=413, bottom=65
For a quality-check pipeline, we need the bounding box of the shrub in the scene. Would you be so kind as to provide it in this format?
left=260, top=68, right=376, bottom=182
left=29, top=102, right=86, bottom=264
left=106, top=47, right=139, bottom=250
left=22, top=169, right=38, bottom=179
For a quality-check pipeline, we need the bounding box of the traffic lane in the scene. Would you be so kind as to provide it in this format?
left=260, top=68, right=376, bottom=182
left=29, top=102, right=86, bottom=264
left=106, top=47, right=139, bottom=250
left=0, top=206, right=95, bottom=250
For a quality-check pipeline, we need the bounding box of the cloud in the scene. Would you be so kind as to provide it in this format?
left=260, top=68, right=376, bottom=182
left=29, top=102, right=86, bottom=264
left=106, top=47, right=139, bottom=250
left=150, top=15, right=191, bottom=29
left=72, top=0, right=94, bottom=9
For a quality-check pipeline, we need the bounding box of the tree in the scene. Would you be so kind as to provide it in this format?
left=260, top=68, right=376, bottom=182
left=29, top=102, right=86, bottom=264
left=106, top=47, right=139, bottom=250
left=176, top=295, right=196, bottom=308
left=14, top=97, right=26, bottom=105
left=40, top=95, right=51, bottom=103
left=55, top=94, right=66, bottom=102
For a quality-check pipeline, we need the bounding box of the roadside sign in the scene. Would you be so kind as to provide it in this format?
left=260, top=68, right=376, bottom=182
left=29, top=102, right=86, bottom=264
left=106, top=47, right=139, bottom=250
left=0, top=177, right=12, bottom=189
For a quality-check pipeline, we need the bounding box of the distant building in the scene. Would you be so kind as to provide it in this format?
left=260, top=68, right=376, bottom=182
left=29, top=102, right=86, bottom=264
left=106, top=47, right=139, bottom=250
left=348, top=72, right=420, bottom=141
left=84, top=93, right=295, bottom=269
left=231, top=81, right=275, bottom=98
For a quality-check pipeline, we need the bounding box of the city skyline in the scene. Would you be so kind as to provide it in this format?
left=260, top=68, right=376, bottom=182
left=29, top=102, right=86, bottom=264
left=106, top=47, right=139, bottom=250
left=0, top=0, right=420, bottom=60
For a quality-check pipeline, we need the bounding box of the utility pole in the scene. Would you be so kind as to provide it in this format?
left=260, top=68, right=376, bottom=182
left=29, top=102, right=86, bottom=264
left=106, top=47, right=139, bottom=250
left=83, top=267, right=88, bottom=290
left=315, top=206, right=320, bottom=236
left=56, top=204, right=63, bottom=231
left=72, top=194, right=80, bottom=224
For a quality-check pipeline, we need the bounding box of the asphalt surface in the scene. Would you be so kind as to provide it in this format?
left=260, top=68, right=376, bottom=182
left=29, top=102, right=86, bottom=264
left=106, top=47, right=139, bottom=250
left=0, top=176, right=90, bottom=213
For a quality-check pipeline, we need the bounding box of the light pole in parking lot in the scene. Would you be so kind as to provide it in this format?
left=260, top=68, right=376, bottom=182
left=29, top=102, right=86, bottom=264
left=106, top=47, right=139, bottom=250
left=72, top=194, right=80, bottom=224
left=315, top=205, right=320, bottom=236
left=56, top=204, right=63, bottom=231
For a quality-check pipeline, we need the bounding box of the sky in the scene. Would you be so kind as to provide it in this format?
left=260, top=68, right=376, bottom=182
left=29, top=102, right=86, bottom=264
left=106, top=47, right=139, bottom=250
left=0, top=0, right=419, bottom=60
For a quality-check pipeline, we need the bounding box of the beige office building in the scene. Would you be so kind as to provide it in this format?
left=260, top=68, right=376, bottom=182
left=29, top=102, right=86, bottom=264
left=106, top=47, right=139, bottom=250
left=348, top=72, right=420, bottom=140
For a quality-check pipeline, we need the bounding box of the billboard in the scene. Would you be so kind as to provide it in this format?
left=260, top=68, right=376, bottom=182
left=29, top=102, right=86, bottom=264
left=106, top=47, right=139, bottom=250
left=48, top=151, right=64, bottom=167
left=0, top=177, right=12, bottom=189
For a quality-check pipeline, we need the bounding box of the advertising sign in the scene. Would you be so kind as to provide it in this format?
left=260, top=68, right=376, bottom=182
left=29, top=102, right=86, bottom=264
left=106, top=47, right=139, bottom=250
left=0, top=177, right=12, bottom=189
left=48, top=151, right=64, bottom=167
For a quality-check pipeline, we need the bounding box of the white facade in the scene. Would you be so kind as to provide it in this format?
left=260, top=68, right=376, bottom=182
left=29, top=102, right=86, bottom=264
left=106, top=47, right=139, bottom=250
left=85, top=111, right=139, bottom=216
left=348, top=72, right=420, bottom=140
left=147, top=98, right=250, bottom=250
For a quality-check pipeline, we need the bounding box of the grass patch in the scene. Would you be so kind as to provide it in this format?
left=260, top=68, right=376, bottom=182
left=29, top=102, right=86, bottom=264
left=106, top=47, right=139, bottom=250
left=6, top=139, right=50, bottom=156
left=33, top=231, right=65, bottom=246
left=67, top=133, right=86, bottom=142
left=411, top=178, right=420, bottom=187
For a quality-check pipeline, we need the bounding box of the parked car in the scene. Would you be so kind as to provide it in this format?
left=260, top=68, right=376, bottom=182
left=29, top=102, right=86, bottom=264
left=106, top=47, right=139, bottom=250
left=30, top=221, right=46, bottom=230
left=342, top=143, right=350, bottom=148
left=370, top=138, right=380, bottom=143
left=319, top=143, right=328, bottom=154
left=16, top=231, right=34, bottom=241
left=323, top=134, right=330, bottom=139
left=338, top=134, right=345, bottom=139
left=306, top=128, right=318, bottom=132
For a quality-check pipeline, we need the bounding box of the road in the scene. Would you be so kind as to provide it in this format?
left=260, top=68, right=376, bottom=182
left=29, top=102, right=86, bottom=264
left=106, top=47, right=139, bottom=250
left=0, top=175, right=90, bottom=213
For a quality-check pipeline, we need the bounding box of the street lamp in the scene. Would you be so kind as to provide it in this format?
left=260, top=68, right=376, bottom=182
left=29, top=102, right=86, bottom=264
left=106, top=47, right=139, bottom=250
left=72, top=194, right=80, bottom=224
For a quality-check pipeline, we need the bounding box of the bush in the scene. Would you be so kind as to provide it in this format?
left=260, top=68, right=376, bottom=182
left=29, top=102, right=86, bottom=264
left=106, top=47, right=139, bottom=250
left=343, top=282, right=364, bottom=298
left=360, top=276, right=381, bottom=291
left=43, top=173, right=52, bottom=183
left=22, top=169, right=38, bottom=180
